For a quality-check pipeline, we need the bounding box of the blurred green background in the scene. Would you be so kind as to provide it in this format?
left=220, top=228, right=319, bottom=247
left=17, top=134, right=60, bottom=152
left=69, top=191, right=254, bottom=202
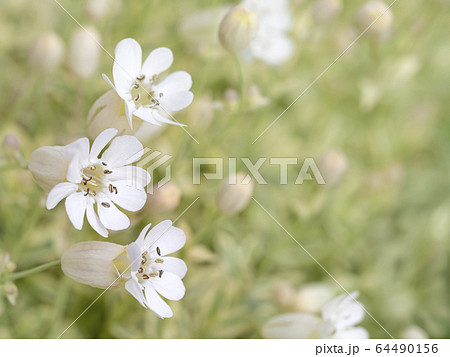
left=0, top=0, right=449, bottom=338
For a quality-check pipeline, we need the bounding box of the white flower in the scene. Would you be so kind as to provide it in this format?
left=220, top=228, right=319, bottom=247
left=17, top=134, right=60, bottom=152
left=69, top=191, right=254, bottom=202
left=45, top=128, right=150, bottom=237
left=262, top=291, right=369, bottom=339
left=241, top=0, right=294, bottom=66
left=124, top=220, right=187, bottom=318
left=103, top=38, right=193, bottom=128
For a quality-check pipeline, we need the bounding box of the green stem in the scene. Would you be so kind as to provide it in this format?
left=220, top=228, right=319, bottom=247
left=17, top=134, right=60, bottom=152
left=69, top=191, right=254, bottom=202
left=5, top=260, right=60, bottom=281
left=234, top=55, right=246, bottom=107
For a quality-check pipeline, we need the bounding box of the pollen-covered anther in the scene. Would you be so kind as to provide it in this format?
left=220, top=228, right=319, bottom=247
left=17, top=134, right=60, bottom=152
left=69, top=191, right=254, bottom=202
left=155, top=258, right=164, bottom=263
left=149, top=272, right=158, bottom=278
left=101, top=202, right=110, bottom=208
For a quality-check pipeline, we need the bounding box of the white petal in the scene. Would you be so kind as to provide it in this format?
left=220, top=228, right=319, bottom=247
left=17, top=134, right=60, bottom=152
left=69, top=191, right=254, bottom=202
left=141, top=47, right=173, bottom=78
left=159, top=91, right=193, bottom=112
left=261, top=313, right=322, bottom=339
left=90, top=128, right=118, bottom=160
left=332, top=327, right=369, bottom=339
left=135, top=223, right=152, bottom=247
left=127, top=242, right=142, bottom=272
left=153, top=111, right=185, bottom=126
left=143, top=286, right=173, bottom=318
left=97, top=195, right=130, bottom=231
left=65, top=192, right=88, bottom=230
left=322, top=292, right=365, bottom=330
left=61, top=137, right=90, bottom=164
left=109, top=166, right=151, bottom=188
left=150, top=271, right=185, bottom=301
left=142, top=220, right=172, bottom=251
left=108, top=180, right=147, bottom=211
left=158, top=257, right=187, bottom=279
left=113, top=38, right=142, bottom=96
left=86, top=200, right=108, bottom=237
left=133, top=106, right=161, bottom=125
left=46, top=182, right=78, bottom=209
left=147, top=223, right=186, bottom=256
left=66, top=154, right=82, bottom=183
left=102, top=73, right=116, bottom=91
left=155, top=71, right=192, bottom=94
left=101, top=135, right=144, bottom=168
left=125, top=277, right=146, bottom=308
left=125, top=100, right=136, bottom=128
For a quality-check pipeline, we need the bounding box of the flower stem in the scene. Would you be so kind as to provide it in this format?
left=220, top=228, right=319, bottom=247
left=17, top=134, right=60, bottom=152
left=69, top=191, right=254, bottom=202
left=5, top=260, right=60, bottom=281
left=234, top=55, right=246, bottom=107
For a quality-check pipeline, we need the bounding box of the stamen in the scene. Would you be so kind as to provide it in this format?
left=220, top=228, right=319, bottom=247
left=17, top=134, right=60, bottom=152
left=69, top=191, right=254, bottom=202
left=136, top=74, right=145, bottom=81
left=141, top=256, right=147, bottom=264
left=132, top=83, right=139, bottom=89
left=84, top=188, right=90, bottom=196
left=142, top=274, right=149, bottom=279
left=158, top=270, right=164, bottom=278
left=134, top=94, right=140, bottom=102
left=155, top=258, right=164, bottom=263
left=138, top=267, right=143, bottom=273
left=101, top=202, right=110, bottom=208
left=109, top=184, right=117, bottom=194
left=89, top=165, right=96, bottom=171
left=149, top=272, right=158, bottom=277
left=156, top=247, right=161, bottom=256
left=102, top=162, right=107, bottom=166
left=104, top=170, right=112, bottom=174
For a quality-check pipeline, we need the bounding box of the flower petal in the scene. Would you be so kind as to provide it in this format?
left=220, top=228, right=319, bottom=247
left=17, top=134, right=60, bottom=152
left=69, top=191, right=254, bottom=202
left=332, top=327, right=369, bottom=339
left=66, top=154, right=82, bottom=183
left=261, top=313, right=322, bottom=339
left=158, top=257, right=187, bottom=279
left=135, top=223, right=152, bottom=247
left=46, top=182, right=78, bottom=209
left=61, top=137, right=90, bottom=164
left=125, top=100, right=136, bottom=128
left=86, top=200, right=108, bottom=237
left=141, top=47, right=173, bottom=78
left=142, top=220, right=171, bottom=251
left=146, top=222, right=186, bottom=256
left=153, top=111, right=185, bottom=126
left=154, top=71, right=192, bottom=94
left=113, top=38, right=142, bottom=96
left=143, top=286, right=173, bottom=318
left=322, top=292, right=365, bottom=330
left=108, top=180, right=147, bottom=212
left=100, top=135, right=144, bottom=168
left=102, top=73, right=116, bottom=91
left=150, top=271, right=185, bottom=301
left=65, top=192, right=88, bottom=230
left=159, top=91, right=193, bottom=112
left=133, top=107, right=161, bottom=125
left=97, top=194, right=130, bottom=231
left=127, top=242, right=142, bottom=272
left=90, top=128, right=118, bottom=160
left=109, top=166, right=151, bottom=188
left=125, top=277, right=146, bottom=308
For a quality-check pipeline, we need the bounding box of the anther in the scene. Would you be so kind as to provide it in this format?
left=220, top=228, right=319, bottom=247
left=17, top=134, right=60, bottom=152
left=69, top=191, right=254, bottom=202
left=136, top=74, right=145, bottom=81
left=102, top=162, right=107, bottom=166
left=142, top=274, right=149, bottom=279
left=141, top=256, right=147, bottom=264
left=84, top=188, right=90, bottom=196
left=132, top=83, right=139, bottom=89
left=158, top=270, right=164, bottom=278
left=89, top=165, right=96, bottom=171
left=101, top=202, right=110, bottom=208
left=138, top=267, right=143, bottom=273
left=134, top=94, right=140, bottom=102
left=156, top=247, right=161, bottom=256
left=155, top=258, right=164, bottom=264
left=104, top=170, right=112, bottom=174
left=149, top=272, right=158, bottom=277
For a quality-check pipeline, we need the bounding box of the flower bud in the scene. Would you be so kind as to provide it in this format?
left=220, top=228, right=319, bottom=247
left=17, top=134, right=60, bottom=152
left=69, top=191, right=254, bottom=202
left=145, top=182, right=181, bottom=214
left=69, top=26, right=101, bottom=79
left=216, top=172, right=254, bottom=215
left=311, top=0, right=342, bottom=25
left=318, top=149, right=348, bottom=186
left=354, top=1, right=393, bottom=41
left=292, top=283, right=335, bottom=313
left=61, top=241, right=127, bottom=289
left=271, top=280, right=296, bottom=309
left=28, top=146, right=69, bottom=193
left=400, top=325, right=429, bottom=339
left=86, top=0, right=112, bottom=21
left=218, top=4, right=259, bottom=54
left=3, top=282, right=18, bottom=306
left=29, top=32, right=65, bottom=72
left=2, top=134, right=20, bottom=158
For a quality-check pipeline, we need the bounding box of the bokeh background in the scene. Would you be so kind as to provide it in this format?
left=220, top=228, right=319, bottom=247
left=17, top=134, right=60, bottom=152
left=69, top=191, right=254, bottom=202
left=0, top=0, right=449, bottom=338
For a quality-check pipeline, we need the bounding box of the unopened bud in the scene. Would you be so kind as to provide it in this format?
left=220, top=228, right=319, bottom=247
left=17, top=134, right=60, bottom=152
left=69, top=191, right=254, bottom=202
left=311, top=0, right=342, bottom=25
left=292, top=283, right=335, bottom=313
left=354, top=1, right=393, bottom=41
left=218, top=4, right=259, bottom=54
left=69, top=26, right=101, bottom=79
left=318, top=149, right=348, bottom=186
left=400, top=326, right=429, bottom=339
left=29, top=32, right=65, bottom=72
left=3, top=282, right=18, bottom=306
left=28, top=146, right=69, bottom=193
left=271, top=281, right=296, bottom=309
left=61, top=241, right=127, bottom=289
left=2, top=134, right=20, bottom=152
left=216, top=172, right=254, bottom=215
left=145, top=182, right=181, bottom=214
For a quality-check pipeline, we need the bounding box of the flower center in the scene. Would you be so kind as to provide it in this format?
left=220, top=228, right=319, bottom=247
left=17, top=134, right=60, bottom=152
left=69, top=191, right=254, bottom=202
left=136, top=248, right=164, bottom=283
left=130, top=74, right=164, bottom=109
left=79, top=161, right=117, bottom=199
